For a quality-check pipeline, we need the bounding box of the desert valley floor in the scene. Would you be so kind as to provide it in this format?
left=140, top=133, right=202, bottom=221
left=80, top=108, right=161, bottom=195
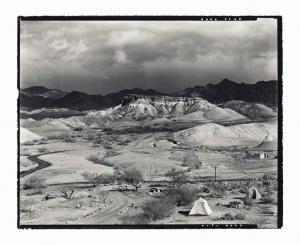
left=19, top=94, right=278, bottom=227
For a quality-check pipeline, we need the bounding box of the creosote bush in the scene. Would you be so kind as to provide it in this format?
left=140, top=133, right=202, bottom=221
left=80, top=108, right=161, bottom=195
left=23, top=176, right=46, bottom=190
left=121, top=213, right=150, bottom=224
left=38, top=147, right=49, bottom=153
left=142, top=198, right=175, bottom=221
left=234, top=213, right=246, bottom=220
left=87, top=155, right=113, bottom=167
left=261, top=196, right=275, bottom=204
left=81, top=172, right=115, bottom=187
left=166, top=187, right=198, bottom=206
left=223, top=212, right=234, bottom=220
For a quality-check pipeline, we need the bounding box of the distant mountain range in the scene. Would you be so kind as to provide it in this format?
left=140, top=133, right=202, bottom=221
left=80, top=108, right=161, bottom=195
left=20, top=79, right=278, bottom=111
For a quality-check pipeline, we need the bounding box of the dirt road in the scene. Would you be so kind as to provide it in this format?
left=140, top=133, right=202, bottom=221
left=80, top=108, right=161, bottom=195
left=72, top=191, right=131, bottom=224
left=20, top=150, right=69, bottom=177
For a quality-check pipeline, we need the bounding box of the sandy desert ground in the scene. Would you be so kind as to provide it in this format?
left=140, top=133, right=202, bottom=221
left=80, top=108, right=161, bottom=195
left=19, top=99, right=278, bottom=228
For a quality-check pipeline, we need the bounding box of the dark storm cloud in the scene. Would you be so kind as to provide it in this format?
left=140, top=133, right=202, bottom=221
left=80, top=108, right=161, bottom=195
left=20, top=19, right=277, bottom=94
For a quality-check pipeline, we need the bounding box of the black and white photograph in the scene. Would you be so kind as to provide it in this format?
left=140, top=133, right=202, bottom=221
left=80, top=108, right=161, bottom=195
left=18, top=16, right=282, bottom=228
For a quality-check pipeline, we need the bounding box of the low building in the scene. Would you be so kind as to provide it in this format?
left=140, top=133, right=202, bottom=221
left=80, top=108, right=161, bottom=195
left=246, top=151, right=268, bottom=159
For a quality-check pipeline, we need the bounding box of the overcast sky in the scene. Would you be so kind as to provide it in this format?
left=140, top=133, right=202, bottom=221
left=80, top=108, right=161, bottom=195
left=20, top=19, right=277, bottom=94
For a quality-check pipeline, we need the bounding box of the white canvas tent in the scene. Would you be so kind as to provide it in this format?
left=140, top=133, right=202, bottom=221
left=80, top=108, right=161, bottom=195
left=189, top=197, right=212, bottom=216
left=248, top=186, right=262, bottom=200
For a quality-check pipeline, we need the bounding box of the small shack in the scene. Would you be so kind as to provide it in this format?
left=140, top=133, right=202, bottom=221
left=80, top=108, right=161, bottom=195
left=246, top=151, right=268, bottom=159
left=149, top=187, right=162, bottom=194
left=189, top=197, right=212, bottom=216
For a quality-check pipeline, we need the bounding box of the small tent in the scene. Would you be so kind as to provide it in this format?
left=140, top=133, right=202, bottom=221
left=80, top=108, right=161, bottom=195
left=189, top=197, right=212, bottom=216
left=248, top=186, right=262, bottom=200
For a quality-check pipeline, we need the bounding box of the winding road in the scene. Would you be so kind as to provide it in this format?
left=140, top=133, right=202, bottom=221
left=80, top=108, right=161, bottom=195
left=20, top=150, right=69, bottom=177
left=72, top=191, right=131, bottom=224
left=20, top=150, right=132, bottom=224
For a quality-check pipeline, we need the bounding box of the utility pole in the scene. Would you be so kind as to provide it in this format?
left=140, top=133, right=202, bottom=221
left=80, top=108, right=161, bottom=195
left=214, top=166, right=217, bottom=182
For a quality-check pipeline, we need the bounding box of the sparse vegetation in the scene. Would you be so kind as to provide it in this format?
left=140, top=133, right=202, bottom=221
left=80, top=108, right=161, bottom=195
left=87, top=155, right=114, bottom=167
left=103, top=143, right=113, bottom=149
left=20, top=199, right=35, bottom=213
left=104, top=150, right=121, bottom=158
left=206, top=181, right=228, bottom=197
left=58, top=186, right=75, bottom=199
left=223, top=212, right=234, bottom=220
left=234, top=213, right=246, bottom=220
left=121, top=213, right=150, bottom=224
left=166, top=187, right=198, bottom=206
left=182, top=151, right=202, bottom=170
left=142, top=198, right=175, bottom=221
left=63, top=135, right=76, bottom=143
left=38, top=147, right=49, bottom=153
left=81, top=172, right=115, bottom=187
left=261, top=196, right=275, bottom=204
left=120, top=169, right=143, bottom=190
left=81, top=172, right=101, bottom=187
left=165, top=168, right=188, bottom=186
left=23, top=176, right=45, bottom=190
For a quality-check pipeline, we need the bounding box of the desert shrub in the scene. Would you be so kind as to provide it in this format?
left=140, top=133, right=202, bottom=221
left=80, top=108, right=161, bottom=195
left=234, top=213, right=246, bottom=220
left=265, top=186, right=274, bottom=195
left=142, top=198, right=175, bottom=221
left=63, top=135, right=76, bottom=143
left=46, top=135, right=59, bottom=140
left=223, top=212, right=234, bottom=220
left=87, top=155, right=114, bottom=167
left=97, top=174, right=115, bottom=185
left=103, top=144, right=112, bottom=149
left=166, top=187, right=198, bottom=206
left=23, top=141, right=35, bottom=146
left=261, top=196, right=275, bottom=204
left=36, top=138, right=47, bottom=145
left=120, top=169, right=143, bottom=190
left=81, top=172, right=101, bottom=187
left=165, top=168, right=188, bottom=186
left=104, top=150, right=121, bottom=158
left=20, top=199, right=35, bottom=213
left=262, top=174, right=275, bottom=181
left=38, top=147, right=49, bottom=153
left=23, top=176, right=45, bottom=190
left=206, top=181, right=228, bottom=196
left=182, top=151, right=202, bottom=170
left=26, top=188, right=44, bottom=196
left=199, top=186, right=211, bottom=193
left=97, top=191, right=109, bottom=203
left=121, top=213, right=150, bottom=224
left=81, top=172, right=115, bottom=187
left=243, top=196, right=254, bottom=206
left=73, top=127, right=83, bottom=131
left=117, top=139, right=131, bottom=145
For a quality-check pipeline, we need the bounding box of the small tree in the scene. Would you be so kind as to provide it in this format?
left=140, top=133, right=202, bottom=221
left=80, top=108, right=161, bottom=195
left=81, top=172, right=115, bottom=187
left=165, top=168, right=188, bottom=186
left=97, top=174, right=115, bottom=185
left=121, top=169, right=143, bottom=191
left=183, top=151, right=202, bottom=170
left=59, top=186, right=75, bottom=200
left=142, top=198, right=175, bottom=221
left=81, top=172, right=100, bottom=187
left=166, top=187, right=198, bottom=206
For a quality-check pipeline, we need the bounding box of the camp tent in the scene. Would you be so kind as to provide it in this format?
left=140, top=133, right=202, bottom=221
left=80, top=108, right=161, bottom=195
left=248, top=186, right=262, bottom=200
left=189, top=197, right=212, bottom=216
